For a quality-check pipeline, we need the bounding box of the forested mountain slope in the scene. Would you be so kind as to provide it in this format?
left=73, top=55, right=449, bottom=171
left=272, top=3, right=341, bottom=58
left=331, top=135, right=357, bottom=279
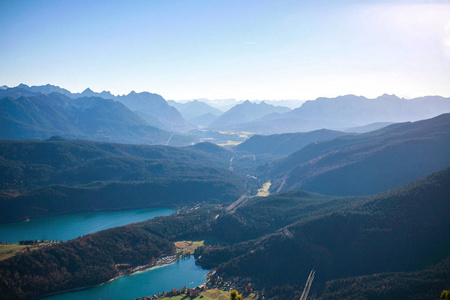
left=234, top=129, right=348, bottom=156
left=0, top=168, right=448, bottom=299
left=197, top=167, right=450, bottom=299
left=0, top=139, right=244, bottom=222
left=321, top=256, right=450, bottom=300
left=268, top=113, right=450, bottom=195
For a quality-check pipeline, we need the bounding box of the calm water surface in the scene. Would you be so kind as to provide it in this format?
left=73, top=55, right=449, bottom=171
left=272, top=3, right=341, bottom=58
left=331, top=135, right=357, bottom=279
left=42, top=256, right=208, bottom=300
left=0, top=208, right=175, bottom=243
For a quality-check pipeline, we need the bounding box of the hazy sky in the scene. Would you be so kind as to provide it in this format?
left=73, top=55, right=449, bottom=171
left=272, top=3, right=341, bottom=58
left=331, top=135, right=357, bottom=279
left=0, top=0, right=449, bottom=100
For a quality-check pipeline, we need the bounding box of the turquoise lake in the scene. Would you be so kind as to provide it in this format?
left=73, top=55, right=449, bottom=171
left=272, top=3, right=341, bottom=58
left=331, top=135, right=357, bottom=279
left=42, top=256, right=208, bottom=300
left=0, top=208, right=209, bottom=299
left=0, top=208, right=175, bottom=243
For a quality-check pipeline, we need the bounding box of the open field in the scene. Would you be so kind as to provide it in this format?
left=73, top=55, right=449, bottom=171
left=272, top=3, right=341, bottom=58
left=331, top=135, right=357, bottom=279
left=256, top=181, right=271, bottom=197
left=160, top=288, right=257, bottom=300
left=175, top=241, right=204, bottom=255
left=0, top=242, right=53, bottom=261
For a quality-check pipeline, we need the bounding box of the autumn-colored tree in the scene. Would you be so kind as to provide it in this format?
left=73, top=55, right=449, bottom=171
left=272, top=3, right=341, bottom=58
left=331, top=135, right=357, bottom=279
left=230, top=290, right=243, bottom=300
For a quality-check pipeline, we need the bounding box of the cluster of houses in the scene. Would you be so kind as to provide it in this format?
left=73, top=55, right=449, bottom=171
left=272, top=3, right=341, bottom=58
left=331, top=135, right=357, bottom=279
left=136, top=284, right=207, bottom=299
left=136, top=269, right=265, bottom=300
left=209, top=274, right=262, bottom=297
left=135, top=272, right=264, bottom=300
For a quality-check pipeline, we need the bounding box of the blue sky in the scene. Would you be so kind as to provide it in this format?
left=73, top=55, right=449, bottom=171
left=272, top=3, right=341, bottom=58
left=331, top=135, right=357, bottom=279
left=0, top=0, right=449, bottom=100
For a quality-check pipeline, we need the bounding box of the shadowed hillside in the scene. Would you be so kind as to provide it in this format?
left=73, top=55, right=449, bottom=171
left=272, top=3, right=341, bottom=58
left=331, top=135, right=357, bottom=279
left=196, top=167, right=450, bottom=299
left=268, top=114, right=450, bottom=196
left=0, top=168, right=448, bottom=299
left=0, top=139, right=245, bottom=222
left=235, top=129, right=348, bottom=156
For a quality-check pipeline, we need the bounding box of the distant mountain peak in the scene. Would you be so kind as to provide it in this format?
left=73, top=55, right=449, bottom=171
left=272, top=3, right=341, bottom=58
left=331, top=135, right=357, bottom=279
left=208, top=99, right=291, bottom=130
left=18, top=83, right=30, bottom=89
left=376, top=93, right=400, bottom=100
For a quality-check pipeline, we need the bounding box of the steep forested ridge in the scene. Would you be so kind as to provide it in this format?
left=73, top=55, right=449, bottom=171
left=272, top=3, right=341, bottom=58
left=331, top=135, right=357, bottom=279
left=269, top=113, right=450, bottom=195
left=0, top=168, right=448, bottom=299
left=321, top=256, right=450, bottom=300
left=0, top=139, right=245, bottom=222
left=234, top=129, right=348, bottom=156
left=196, top=168, right=450, bottom=299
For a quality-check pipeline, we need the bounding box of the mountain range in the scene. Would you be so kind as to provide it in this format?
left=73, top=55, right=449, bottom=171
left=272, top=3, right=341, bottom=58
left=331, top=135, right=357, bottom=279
left=208, top=100, right=291, bottom=130
left=167, top=100, right=223, bottom=127
left=2, top=84, right=450, bottom=143
left=0, top=86, right=198, bottom=145
left=0, top=139, right=244, bottom=223
left=0, top=92, right=191, bottom=145
left=2, top=84, right=193, bottom=133
left=268, top=113, right=450, bottom=196
left=229, top=94, right=450, bottom=134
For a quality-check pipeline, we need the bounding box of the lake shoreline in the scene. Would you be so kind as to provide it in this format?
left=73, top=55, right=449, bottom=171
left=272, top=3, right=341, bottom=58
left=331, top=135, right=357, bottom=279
left=0, top=205, right=177, bottom=225
left=38, top=254, right=185, bottom=299
left=0, top=207, right=176, bottom=244
left=117, top=254, right=180, bottom=278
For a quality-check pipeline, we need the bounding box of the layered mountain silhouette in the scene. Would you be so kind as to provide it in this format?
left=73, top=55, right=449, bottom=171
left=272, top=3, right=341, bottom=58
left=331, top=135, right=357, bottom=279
left=0, top=89, right=193, bottom=145
left=208, top=100, right=291, bottom=130
left=268, top=113, right=450, bottom=195
left=229, top=94, right=450, bottom=134
left=167, top=99, right=222, bottom=126
left=115, top=92, right=194, bottom=132
left=2, top=84, right=450, bottom=147
left=3, top=84, right=193, bottom=133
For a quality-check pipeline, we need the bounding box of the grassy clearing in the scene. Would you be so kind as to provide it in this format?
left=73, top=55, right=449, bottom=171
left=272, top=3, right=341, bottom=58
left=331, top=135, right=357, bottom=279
left=0, top=242, right=53, bottom=261
left=256, top=181, right=271, bottom=197
left=159, top=288, right=257, bottom=300
left=174, top=241, right=204, bottom=255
